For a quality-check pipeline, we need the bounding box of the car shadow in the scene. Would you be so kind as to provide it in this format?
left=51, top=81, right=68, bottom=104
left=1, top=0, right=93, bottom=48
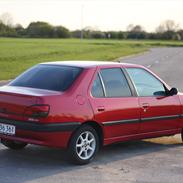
left=0, top=135, right=182, bottom=183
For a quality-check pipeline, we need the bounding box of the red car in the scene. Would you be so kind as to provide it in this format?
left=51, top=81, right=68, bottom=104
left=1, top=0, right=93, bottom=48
left=0, top=61, right=182, bottom=164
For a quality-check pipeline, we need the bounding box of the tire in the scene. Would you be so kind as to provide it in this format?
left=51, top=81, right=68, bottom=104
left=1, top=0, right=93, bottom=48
left=1, top=139, right=27, bottom=150
left=181, top=129, right=183, bottom=142
left=68, top=125, right=99, bottom=165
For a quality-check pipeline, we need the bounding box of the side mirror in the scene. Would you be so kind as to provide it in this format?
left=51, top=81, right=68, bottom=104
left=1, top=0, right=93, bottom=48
left=168, top=87, right=178, bottom=96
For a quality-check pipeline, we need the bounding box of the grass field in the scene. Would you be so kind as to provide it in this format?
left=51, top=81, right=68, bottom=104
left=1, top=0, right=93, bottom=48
left=0, top=38, right=183, bottom=80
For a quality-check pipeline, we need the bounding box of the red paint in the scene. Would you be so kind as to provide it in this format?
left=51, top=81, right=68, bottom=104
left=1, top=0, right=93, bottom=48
left=0, top=61, right=183, bottom=149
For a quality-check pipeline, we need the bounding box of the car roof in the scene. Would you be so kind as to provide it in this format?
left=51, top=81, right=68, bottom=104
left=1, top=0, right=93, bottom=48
left=40, top=61, right=141, bottom=68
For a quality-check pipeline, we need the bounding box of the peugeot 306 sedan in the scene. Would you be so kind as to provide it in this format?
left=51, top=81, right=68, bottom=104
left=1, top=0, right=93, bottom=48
left=0, top=61, right=183, bottom=164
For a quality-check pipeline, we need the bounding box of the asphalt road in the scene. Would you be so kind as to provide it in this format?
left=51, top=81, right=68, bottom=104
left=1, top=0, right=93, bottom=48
left=0, top=47, right=183, bottom=183
left=121, top=47, right=183, bottom=91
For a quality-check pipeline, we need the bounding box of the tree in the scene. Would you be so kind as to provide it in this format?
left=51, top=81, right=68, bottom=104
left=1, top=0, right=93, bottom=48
left=172, top=33, right=181, bottom=41
left=82, top=26, right=102, bottom=39
left=0, top=22, right=17, bottom=37
left=127, top=24, right=147, bottom=39
left=0, top=22, right=7, bottom=35
left=53, top=26, right=70, bottom=38
left=14, top=24, right=25, bottom=37
left=126, top=24, right=134, bottom=32
left=72, top=30, right=82, bottom=38
left=0, top=13, right=17, bottom=37
left=118, top=31, right=126, bottom=39
left=155, top=20, right=180, bottom=40
left=131, top=25, right=144, bottom=32
left=27, top=21, right=53, bottom=38
left=0, top=13, right=13, bottom=26
left=177, top=30, right=183, bottom=40
left=156, top=20, right=179, bottom=33
left=90, top=31, right=105, bottom=39
left=105, top=31, right=118, bottom=39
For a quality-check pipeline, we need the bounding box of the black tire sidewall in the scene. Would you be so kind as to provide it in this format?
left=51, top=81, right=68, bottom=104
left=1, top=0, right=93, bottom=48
left=68, top=125, right=99, bottom=165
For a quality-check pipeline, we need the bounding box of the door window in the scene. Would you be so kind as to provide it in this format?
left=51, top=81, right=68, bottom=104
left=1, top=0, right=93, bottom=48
left=100, top=68, right=132, bottom=97
left=126, top=68, right=166, bottom=97
left=91, top=74, right=105, bottom=97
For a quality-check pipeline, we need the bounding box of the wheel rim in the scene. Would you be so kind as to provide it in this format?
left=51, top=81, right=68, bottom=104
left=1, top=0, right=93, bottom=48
left=76, top=131, right=96, bottom=160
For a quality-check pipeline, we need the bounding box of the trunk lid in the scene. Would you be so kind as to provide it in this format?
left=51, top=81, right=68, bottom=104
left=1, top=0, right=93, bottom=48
left=0, top=85, right=60, bottom=117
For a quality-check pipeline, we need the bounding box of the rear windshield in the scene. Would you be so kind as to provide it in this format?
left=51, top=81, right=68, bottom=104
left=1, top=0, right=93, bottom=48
left=10, top=64, right=83, bottom=91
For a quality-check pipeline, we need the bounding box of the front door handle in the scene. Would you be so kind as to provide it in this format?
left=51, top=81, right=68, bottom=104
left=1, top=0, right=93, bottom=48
left=97, top=106, right=105, bottom=112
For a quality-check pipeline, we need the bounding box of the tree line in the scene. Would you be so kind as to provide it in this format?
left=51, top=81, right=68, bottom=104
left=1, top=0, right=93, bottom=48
left=0, top=14, right=183, bottom=40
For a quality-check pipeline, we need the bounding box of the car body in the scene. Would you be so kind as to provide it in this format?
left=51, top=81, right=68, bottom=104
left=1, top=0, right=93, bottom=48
left=0, top=61, right=183, bottom=164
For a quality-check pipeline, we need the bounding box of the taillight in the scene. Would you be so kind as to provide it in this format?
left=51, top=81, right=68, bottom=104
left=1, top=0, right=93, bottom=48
left=24, top=105, right=50, bottom=118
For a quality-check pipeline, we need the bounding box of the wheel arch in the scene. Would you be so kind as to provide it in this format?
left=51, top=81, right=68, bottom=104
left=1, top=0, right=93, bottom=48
left=83, top=121, right=104, bottom=147
left=68, top=121, right=104, bottom=148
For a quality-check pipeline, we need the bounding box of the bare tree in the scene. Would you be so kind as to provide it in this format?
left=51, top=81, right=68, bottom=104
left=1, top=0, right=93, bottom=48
left=126, top=24, right=134, bottom=32
left=156, top=20, right=180, bottom=33
left=0, top=12, right=13, bottom=26
left=127, top=24, right=144, bottom=32
left=132, top=25, right=144, bottom=32
left=84, top=26, right=99, bottom=32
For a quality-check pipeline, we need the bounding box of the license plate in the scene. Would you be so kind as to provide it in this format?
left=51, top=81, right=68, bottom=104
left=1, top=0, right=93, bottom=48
left=0, top=123, right=16, bottom=135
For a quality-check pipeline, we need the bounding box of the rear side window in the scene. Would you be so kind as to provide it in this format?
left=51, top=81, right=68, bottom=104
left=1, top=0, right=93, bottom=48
left=10, top=65, right=83, bottom=91
left=91, top=74, right=104, bottom=97
left=100, top=68, right=132, bottom=97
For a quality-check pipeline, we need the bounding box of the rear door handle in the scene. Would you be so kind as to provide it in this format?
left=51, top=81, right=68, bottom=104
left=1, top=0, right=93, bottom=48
left=97, top=106, right=105, bottom=112
left=142, top=103, right=149, bottom=112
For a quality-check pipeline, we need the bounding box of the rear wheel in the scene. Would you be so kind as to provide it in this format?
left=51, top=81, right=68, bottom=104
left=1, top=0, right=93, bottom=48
left=181, top=130, right=183, bottom=142
left=68, top=125, right=99, bottom=165
left=1, top=139, right=27, bottom=150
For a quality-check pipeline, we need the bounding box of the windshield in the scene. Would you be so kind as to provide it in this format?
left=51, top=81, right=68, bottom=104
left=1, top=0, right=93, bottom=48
left=10, top=64, right=83, bottom=91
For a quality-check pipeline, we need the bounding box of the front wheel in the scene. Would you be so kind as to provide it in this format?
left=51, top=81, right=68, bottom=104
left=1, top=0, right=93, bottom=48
left=1, top=139, right=27, bottom=150
left=68, top=125, right=99, bottom=165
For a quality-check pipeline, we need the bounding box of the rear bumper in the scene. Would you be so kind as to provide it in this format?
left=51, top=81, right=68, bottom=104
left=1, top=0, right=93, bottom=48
left=0, top=117, right=80, bottom=132
left=0, top=117, right=81, bottom=148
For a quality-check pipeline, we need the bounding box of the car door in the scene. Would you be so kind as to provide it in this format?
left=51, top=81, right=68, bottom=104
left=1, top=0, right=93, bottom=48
left=89, top=67, right=140, bottom=141
left=126, top=67, right=181, bottom=133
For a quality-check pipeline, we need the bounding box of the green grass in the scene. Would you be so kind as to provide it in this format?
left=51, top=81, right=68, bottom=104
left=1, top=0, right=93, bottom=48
left=0, top=38, right=183, bottom=80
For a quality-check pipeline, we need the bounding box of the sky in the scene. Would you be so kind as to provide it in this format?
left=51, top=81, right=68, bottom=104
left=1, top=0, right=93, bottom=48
left=0, top=0, right=182, bottom=32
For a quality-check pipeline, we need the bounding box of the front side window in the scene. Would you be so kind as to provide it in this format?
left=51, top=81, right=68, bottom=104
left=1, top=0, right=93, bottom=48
left=10, top=64, right=82, bottom=92
left=126, top=68, right=166, bottom=97
left=100, top=68, right=132, bottom=97
left=91, top=74, right=104, bottom=98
